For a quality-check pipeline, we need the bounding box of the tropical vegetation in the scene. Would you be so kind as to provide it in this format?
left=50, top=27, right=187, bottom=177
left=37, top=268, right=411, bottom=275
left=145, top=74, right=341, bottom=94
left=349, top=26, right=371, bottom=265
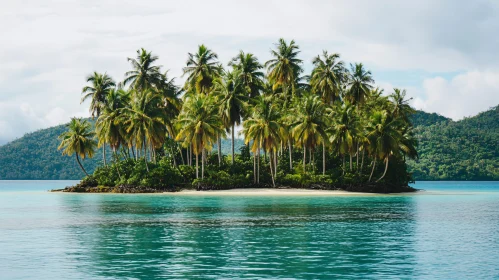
left=8, top=39, right=495, bottom=189
left=0, top=106, right=497, bottom=182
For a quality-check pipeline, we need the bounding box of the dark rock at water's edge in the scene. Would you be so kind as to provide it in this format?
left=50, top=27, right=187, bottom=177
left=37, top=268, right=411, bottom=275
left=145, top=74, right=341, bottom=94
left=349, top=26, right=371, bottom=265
left=50, top=177, right=183, bottom=193
left=340, top=183, right=418, bottom=193
left=195, top=182, right=417, bottom=193
left=57, top=185, right=177, bottom=193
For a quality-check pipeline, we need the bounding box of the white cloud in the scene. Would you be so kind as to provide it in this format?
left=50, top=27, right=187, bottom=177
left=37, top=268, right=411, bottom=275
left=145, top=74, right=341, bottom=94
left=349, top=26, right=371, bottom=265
left=413, top=71, right=499, bottom=120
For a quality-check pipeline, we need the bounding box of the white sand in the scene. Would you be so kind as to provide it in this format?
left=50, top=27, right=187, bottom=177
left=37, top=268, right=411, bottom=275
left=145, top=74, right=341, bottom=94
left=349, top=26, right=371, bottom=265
left=169, top=188, right=380, bottom=196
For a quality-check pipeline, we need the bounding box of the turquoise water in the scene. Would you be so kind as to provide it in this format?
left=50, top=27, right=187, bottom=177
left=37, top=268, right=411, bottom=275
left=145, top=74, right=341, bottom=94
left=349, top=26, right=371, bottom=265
left=0, top=181, right=498, bottom=279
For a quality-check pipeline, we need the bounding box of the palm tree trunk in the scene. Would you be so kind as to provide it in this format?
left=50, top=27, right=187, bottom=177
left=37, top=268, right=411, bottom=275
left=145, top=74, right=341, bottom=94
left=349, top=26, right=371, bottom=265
left=349, top=154, right=353, bottom=171
left=356, top=142, right=359, bottom=169
left=75, top=154, right=89, bottom=177
left=103, top=143, right=106, bottom=166
left=360, top=149, right=365, bottom=175
left=113, top=148, right=122, bottom=180
left=288, top=140, right=293, bottom=170
left=152, top=144, right=157, bottom=164
left=274, top=149, right=278, bottom=177
left=131, top=146, right=136, bottom=160
left=376, top=157, right=389, bottom=182
left=322, top=142, right=326, bottom=176
left=303, top=144, right=306, bottom=173
left=170, top=146, right=177, bottom=168
left=342, top=155, right=345, bottom=175
left=231, top=123, right=235, bottom=164
left=269, top=150, right=275, bottom=187
left=196, top=152, right=199, bottom=179
left=257, top=148, right=260, bottom=184
left=144, top=142, right=149, bottom=173
left=369, top=159, right=377, bottom=182
left=192, top=145, right=194, bottom=166
left=202, top=149, right=205, bottom=179
left=253, top=151, right=256, bottom=184
left=217, top=134, right=221, bottom=166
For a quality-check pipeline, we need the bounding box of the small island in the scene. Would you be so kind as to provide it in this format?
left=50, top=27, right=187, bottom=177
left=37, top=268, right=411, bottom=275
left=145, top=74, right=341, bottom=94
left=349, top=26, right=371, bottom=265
left=57, top=39, right=418, bottom=194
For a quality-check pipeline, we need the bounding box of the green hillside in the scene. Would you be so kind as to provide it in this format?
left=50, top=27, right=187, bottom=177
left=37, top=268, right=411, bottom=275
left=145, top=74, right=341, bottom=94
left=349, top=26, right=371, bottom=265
left=410, top=110, right=450, bottom=127
left=407, top=106, right=499, bottom=180
left=0, top=120, right=245, bottom=180
left=0, top=107, right=497, bottom=180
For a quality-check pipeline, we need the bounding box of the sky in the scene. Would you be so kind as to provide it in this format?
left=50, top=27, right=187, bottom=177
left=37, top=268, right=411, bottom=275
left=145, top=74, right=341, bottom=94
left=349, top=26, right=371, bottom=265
left=1, top=0, right=499, bottom=145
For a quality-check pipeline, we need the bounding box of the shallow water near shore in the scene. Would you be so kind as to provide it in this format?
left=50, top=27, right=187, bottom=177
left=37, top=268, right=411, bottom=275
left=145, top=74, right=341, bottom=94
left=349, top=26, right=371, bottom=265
left=1, top=181, right=498, bottom=279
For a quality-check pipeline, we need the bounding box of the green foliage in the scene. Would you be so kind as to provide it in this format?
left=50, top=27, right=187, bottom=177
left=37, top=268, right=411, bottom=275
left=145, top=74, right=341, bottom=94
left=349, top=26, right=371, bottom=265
left=278, top=173, right=335, bottom=188
left=140, top=160, right=182, bottom=189
left=90, top=158, right=183, bottom=190
left=194, top=169, right=251, bottom=190
left=407, top=106, right=499, bottom=180
left=179, top=165, right=196, bottom=182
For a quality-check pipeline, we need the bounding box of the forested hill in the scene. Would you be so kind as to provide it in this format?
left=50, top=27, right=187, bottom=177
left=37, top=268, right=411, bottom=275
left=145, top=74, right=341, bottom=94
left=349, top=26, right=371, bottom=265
left=0, top=121, right=244, bottom=180
left=407, top=106, right=499, bottom=180
left=410, top=110, right=450, bottom=127
left=0, top=107, right=497, bottom=180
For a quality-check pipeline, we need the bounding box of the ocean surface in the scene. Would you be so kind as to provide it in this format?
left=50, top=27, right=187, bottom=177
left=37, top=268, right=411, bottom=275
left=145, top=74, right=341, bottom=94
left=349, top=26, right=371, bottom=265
left=0, top=181, right=498, bottom=279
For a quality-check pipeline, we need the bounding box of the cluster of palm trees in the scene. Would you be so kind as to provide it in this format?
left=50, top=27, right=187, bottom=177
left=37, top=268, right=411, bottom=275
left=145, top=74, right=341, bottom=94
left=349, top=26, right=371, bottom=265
left=59, top=38, right=417, bottom=186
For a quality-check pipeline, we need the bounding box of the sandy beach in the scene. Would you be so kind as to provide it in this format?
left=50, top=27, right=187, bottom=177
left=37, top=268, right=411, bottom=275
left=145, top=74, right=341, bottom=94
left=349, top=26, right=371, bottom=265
left=171, top=188, right=380, bottom=196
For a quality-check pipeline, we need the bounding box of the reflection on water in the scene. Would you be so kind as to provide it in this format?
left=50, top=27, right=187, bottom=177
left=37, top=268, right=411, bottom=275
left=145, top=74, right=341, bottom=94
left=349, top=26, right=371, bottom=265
left=0, top=181, right=498, bottom=279
left=61, top=195, right=420, bottom=279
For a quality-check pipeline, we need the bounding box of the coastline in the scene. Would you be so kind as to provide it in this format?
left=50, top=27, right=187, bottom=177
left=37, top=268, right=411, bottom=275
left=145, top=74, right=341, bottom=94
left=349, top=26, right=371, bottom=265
left=51, top=186, right=420, bottom=195
left=171, top=188, right=379, bottom=196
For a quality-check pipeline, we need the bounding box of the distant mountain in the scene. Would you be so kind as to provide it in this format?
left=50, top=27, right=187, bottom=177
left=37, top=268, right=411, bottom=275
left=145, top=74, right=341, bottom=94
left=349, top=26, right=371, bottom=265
left=407, top=106, right=498, bottom=180
left=0, top=120, right=245, bottom=180
left=0, top=107, right=497, bottom=180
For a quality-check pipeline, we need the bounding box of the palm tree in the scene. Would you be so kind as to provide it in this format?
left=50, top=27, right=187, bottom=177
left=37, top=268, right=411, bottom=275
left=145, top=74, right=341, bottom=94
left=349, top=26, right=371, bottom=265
left=229, top=51, right=265, bottom=98
left=365, top=87, right=390, bottom=113
left=176, top=94, right=224, bottom=179
left=182, top=45, right=221, bottom=94
left=121, top=89, right=166, bottom=171
left=390, top=88, right=415, bottom=122
left=213, top=70, right=248, bottom=164
left=96, top=89, right=130, bottom=178
left=366, top=110, right=417, bottom=182
left=81, top=72, right=116, bottom=118
left=96, top=89, right=129, bottom=156
left=265, top=38, right=303, bottom=99
left=123, top=48, right=162, bottom=90
left=346, top=63, right=374, bottom=107
left=242, top=96, right=282, bottom=186
left=310, top=51, right=346, bottom=104
left=265, top=39, right=303, bottom=171
left=289, top=94, right=328, bottom=174
left=58, top=118, right=97, bottom=176
left=328, top=103, right=360, bottom=173
left=156, top=71, right=182, bottom=136
left=81, top=72, right=115, bottom=165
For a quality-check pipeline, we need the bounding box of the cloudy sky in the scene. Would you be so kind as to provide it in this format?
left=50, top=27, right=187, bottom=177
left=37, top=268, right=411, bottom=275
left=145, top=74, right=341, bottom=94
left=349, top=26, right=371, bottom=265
left=1, top=0, right=499, bottom=144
